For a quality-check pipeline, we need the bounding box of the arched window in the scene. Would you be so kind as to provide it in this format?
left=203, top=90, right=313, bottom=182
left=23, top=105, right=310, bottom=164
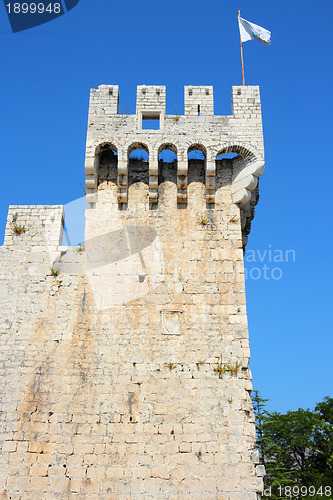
left=187, top=144, right=206, bottom=186
left=158, top=143, right=177, bottom=163
left=158, top=144, right=177, bottom=188
left=96, top=143, right=118, bottom=189
left=128, top=142, right=149, bottom=161
left=188, top=144, right=206, bottom=161
left=128, top=142, right=149, bottom=187
left=215, top=145, right=255, bottom=192
left=215, top=144, right=254, bottom=162
left=216, top=151, right=238, bottom=160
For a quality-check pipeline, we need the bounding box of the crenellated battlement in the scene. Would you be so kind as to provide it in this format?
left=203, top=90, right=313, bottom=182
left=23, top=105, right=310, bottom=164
left=184, top=85, right=214, bottom=116
left=88, top=83, right=262, bottom=118
left=85, top=84, right=265, bottom=246
left=1, top=85, right=265, bottom=251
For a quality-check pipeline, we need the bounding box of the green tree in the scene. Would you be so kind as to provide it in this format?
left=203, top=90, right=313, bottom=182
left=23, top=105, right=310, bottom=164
left=252, top=390, right=270, bottom=466
left=251, top=393, right=333, bottom=500
left=313, top=397, right=333, bottom=486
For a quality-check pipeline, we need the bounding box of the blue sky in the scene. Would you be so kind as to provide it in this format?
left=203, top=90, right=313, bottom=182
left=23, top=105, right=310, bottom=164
left=1, top=0, right=332, bottom=413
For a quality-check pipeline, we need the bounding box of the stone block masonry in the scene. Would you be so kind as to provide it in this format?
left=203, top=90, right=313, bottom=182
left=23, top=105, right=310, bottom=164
left=0, top=85, right=265, bottom=499
left=85, top=84, right=264, bottom=244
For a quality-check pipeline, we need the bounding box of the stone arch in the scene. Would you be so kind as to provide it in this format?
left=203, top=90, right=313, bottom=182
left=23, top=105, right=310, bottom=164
left=96, top=141, right=118, bottom=155
left=212, top=142, right=265, bottom=206
left=158, top=143, right=177, bottom=176
left=85, top=141, right=119, bottom=193
left=187, top=143, right=207, bottom=160
left=211, top=141, right=261, bottom=161
left=157, top=143, right=178, bottom=197
left=158, top=142, right=177, bottom=160
left=127, top=142, right=149, bottom=189
left=95, top=142, right=118, bottom=190
left=128, top=142, right=149, bottom=158
left=187, top=143, right=206, bottom=187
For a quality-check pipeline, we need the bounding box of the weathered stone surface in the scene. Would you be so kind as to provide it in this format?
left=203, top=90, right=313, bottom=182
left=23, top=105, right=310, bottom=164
left=0, top=84, right=265, bottom=499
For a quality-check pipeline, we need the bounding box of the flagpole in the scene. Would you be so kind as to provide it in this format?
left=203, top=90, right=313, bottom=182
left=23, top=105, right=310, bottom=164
left=238, top=10, right=245, bottom=86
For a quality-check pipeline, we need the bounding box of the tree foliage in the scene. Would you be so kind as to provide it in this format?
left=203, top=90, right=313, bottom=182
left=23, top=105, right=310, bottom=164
left=252, top=392, right=333, bottom=499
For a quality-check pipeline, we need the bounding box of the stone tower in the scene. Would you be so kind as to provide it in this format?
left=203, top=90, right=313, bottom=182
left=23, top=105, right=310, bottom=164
left=0, top=84, right=265, bottom=499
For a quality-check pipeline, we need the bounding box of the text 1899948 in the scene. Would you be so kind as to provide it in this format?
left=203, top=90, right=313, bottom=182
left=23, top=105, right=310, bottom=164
left=6, top=2, right=61, bottom=14
left=263, top=485, right=332, bottom=498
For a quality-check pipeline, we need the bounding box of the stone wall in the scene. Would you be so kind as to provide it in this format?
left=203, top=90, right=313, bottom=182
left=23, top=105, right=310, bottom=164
left=85, top=85, right=265, bottom=246
left=0, top=85, right=265, bottom=499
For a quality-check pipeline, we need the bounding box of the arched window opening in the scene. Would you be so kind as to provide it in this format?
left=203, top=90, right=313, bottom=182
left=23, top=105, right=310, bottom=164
left=96, top=143, right=118, bottom=189
left=187, top=144, right=206, bottom=186
left=158, top=144, right=177, bottom=189
left=158, top=144, right=177, bottom=163
left=128, top=143, right=149, bottom=187
left=158, top=149, right=177, bottom=163
left=188, top=144, right=206, bottom=161
left=128, top=142, right=149, bottom=161
left=216, top=151, right=238, bottom=160
left=215, top=146, right=254, bottom=192
left=215, top=144, right=254, bottom=162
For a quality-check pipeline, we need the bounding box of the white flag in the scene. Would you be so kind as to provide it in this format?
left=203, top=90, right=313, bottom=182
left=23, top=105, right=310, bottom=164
left=238, top=16, right=271, bottom=45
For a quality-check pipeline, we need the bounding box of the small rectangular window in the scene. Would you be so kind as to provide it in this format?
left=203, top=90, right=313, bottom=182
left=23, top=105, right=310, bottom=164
left=142, top=114, right=160, bottom=130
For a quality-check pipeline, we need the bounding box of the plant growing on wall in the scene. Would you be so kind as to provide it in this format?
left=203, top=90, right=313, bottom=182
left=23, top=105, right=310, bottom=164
left=173, top=105, right=180, bottom=122
left=227, top=362, right=241, bottom=375
left=12, top=224, right=26, bottom=235
left=213, top=359, right=241, bottom=379
left=50, top=267, right=60, bottom=277
left=213, top=362, right=227, bottom=379
left=230, top=215, right=240, bottom=223
left=197, top=215, right=208, bottom=226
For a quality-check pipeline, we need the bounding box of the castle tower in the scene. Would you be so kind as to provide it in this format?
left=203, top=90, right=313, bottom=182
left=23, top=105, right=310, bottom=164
left=0, top=84, right=265, bottom=498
